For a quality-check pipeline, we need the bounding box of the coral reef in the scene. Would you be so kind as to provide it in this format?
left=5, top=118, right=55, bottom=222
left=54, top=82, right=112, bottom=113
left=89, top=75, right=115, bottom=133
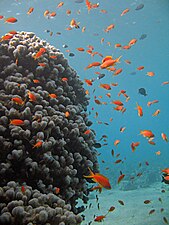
left=0, top=31, right=99, bottom=225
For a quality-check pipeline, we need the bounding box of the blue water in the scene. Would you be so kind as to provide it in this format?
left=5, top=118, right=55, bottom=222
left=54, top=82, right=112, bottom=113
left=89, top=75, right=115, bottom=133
left=1, top=0, right=169, bottom=224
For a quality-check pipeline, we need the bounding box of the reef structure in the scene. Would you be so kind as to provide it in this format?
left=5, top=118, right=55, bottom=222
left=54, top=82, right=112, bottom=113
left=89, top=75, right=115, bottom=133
left=0, top=31, right=99, bottom=225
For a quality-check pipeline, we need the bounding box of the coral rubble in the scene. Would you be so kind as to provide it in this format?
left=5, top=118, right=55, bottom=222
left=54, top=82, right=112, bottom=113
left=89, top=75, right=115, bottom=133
left=0, top=31, right=99, bottom=225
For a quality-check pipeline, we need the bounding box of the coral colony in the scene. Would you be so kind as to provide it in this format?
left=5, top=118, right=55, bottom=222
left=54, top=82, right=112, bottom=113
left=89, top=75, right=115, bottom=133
left=0, top=31, right=99, bottom=225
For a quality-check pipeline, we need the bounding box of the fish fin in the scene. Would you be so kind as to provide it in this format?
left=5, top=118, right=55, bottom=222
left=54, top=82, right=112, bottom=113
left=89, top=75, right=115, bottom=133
left=83, top=167, right=94, bottom=178
left=116, top=55, right=122, bottom=63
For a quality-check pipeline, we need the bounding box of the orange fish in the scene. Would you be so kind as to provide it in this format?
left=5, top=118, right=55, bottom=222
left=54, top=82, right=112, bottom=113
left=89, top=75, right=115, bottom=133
left=128, top=38, right=137, bottom=46
left=155, top=151, right=161, bottom=155
left=118, top=173, right=125, bottom=184
left=162, top=81, right=169, bottom=85
left=84, top=79, right=93, bottom=86
left=33, top=141, right=43, bottom=149
left=10, top=119, right=24, bottom=126
left=28, top=91, right=36, bottom=102
left=122, top=45, right=131, bottom=50
left=114, top=139, right=120, bottom=146
left=49, top=93, right=57, bottom=98
left=112, top=100, right=123, bottom=106
left=49, top=12, right=56, bottom=17
left=162, top=168, right=169, bottom=174
left=66, top=9, right=71, bottom=16
left=161, top=133, right=168, bottom=142
left=104, top=24, right=115, bottom=32
left=5, top=17, right=17, bottom=23
left=44, top=10, right=50, bottom=17
left=113, top=68, right=123, bottom=76
left=121, top=8, right=129, bottom=16
left=94, top=215, right=106, bottom=222
left=65, top=111, right=70, bottom=117
left=100, top=56, right=122, bottom=69
left=136, top=102, right=143, bottom=117
left=137, top=66, right=144, bottom=70
left=131, top=142, right=140, bottom=152
left=33, top=48, right=46, bottom=59
left=76, top=47, right=85, bottom=52
left=152, top=109, right=160, bottom=116
left=147, top=71, right=155, bottom=77
left=86, top=0, right=92, bottom=13
left=27, top=7, right=34, bottom=15
left=0, top=34, right=14, bottom=41
left=70, top=19, right=80, bottom=29
left=55, top=187, right=60, bottom=194
left=33, top=79, right=40, bottom=84
left=115, top=43, right=122, bottom=48
left=57, top=2, right=64, bottom=8
left=84, top=129, right=91, bottom=135
left=12, top=97, right=24, bottom=105
left=84, top=167, right=111, bottom=190
left=99, top=84, right=111, bottom=90
left=85, top=62, right=101, bottom=70
left=62, top=77, right=68, bottom=81
left=140, top=130, right=154, bottom=139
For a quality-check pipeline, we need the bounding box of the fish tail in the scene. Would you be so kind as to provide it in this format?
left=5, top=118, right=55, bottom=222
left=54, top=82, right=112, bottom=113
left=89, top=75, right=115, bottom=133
left=83, top=167, right=94, bottom=178
left=116, top=55, right=122, bottom=63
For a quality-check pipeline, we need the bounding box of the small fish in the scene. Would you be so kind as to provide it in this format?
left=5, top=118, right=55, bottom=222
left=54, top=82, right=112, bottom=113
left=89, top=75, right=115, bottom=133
left=97, top=73, right=105, bottom=80
left=94, top=215, right=106, bottom=222
left=10, top=119, right=24, bottom=126
left=28, top=91, right=36, bottom=102
left=135, top=3, right=144, bottom=10
left=5, top=17, right=17, bottom=23
left=161, top=133, right=168, bottom=142
left=33, top=141, right=43, bottom=149
left=108, top=206, right=115, bottom=212
left=140, top=130, right=154, bottom=139
left=114, top=139, right=120, bottom=146
left=138, top=88, right=147, bottom=96
left=27, top=7, right=34, bottom=15
left=139, top=34, right=147, bottom=40
left=118, top=200, right=124, bottom=205
left=163, top=217, right=169, bottom=224
left=118, top=173, right=125, bottom=184
left=144, top=200, right=151, bottom=204
left=12, top=97, right=24, bottom=105
left=93, top=143, right=102, bottom=148
left=69, top=52, right=75, bottom=57
left=149, top=209, right=155, bottom=215
left=84, top=167, right=111, bottom=190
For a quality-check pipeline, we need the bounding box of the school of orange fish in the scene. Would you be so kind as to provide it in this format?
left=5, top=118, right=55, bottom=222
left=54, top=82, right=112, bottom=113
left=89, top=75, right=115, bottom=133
left=0, top=0, right=169, bottom=224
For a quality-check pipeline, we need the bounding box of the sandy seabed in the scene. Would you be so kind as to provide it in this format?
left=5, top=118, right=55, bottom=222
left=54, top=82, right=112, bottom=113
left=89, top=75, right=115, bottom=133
left=80, top=182, right=169, bottom=225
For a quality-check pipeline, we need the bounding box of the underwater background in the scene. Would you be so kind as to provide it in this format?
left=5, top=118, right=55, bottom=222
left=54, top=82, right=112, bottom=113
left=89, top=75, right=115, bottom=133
left=0, top=0, right=169, bottom=225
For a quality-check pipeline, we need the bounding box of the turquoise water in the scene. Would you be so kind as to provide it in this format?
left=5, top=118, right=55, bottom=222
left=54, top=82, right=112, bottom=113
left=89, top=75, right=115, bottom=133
left=0, top=0, right=169, bottom=224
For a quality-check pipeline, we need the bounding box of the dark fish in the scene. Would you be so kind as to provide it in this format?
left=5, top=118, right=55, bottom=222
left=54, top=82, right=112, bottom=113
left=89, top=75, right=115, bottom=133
left=130, top=71, right=136, bottom=75
left=62, top=44, right=68, bottom=48
left=163, top=217, right=169, bottom=224
left=135, top=3, right=144, bottom=10
left=93, top=143, right=102, bottom=148
left=162, top=175, right=169, bottom=185
left=97, top=73, right=105, bottom=80
left=75, top=0, right=84, bottom=3
left=139, top=34, right=147, bottom=40
left=69, top=53, right=75, bottom=57
left=138, top=88, right=147, bottom=96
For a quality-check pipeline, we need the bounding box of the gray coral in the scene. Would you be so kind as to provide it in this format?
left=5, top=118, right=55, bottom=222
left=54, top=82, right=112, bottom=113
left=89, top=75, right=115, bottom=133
left=0, top=31, right=99, bottom=225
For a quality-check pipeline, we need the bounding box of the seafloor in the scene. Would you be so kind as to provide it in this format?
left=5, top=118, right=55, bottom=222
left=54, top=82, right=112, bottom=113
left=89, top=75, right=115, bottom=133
left=80, top=182, right=169, bottom=225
